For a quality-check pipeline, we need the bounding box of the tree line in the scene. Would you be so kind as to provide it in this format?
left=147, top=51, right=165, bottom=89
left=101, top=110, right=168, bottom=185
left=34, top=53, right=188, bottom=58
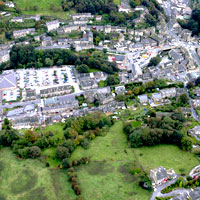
left=123, top=112, right=193, bottom=151
left=0, top=113, right=114, bottom=168
left=0, top=45, right=119, bottom=74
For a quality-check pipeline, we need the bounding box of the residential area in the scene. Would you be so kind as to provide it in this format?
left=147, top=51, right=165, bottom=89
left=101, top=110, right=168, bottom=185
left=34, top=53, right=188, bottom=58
left=0, top=0, right=200, bottom=199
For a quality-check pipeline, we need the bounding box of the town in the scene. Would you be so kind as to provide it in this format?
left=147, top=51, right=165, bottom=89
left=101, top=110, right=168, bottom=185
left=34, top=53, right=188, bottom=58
left=0, top=0, right=200, bottom=199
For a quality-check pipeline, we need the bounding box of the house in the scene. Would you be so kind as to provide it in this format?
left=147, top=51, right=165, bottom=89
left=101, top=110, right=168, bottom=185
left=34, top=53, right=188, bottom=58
left=176, top=88, right=185, bottom=96
left=0, top=50, right=10, bottom=64
left=13, top=28, right=36, bottom=38
left=188, top=126, right=200, bottom=136
left=71, top=13, right=93, bottom=20
left=63, top=25, right=79, bottom=33
left=5, top=2, right=15, bottom=8
left=160, top=88, right=176, bottom=98
left=41, top=36, right=53, bottom=47
left=152, top=93, right=162, bottom=103
left=0, top=70, right=17, bottom=91
left=80, top=79, right=98, bottom=90
left=177, top=64, right=186, bottom=73
left=193, top=99, right=200, bottom=108
left=138, top=94, right=148, bottom=105
left=150, top=166, right=169, bottom=185
left=46, top=20, right=60, bottom=31
left=24, top=89, right=36, bottom=101
left=11, top=17, right=24, bottom=23
left=105, top=25, right=112, bottom=33
left=194, top=87, right=200, bottom=97
left=115, top=86, right=126, bottom=95
left=168, top=49, right=183, bottom=64
left=96, top=15, right=102, bottom=21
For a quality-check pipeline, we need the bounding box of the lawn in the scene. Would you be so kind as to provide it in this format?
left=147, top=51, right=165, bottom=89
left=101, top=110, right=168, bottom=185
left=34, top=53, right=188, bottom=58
left=134, top=145, right=200, bottom=175
left=0, top=148, right=76, bottom=200
left=14, top=0, right=72, bottom=19
left=114, top=0, right=121, bottom=5
left=71, top=121, right=151, bottom=200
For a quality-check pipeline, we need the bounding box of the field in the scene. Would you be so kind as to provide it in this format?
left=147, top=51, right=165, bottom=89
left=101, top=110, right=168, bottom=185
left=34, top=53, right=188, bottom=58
left=71, top=121, right=200, bottom=200
left=114, top=0, right=122, bottom=5
left=0, top=148, right=76, bottom=200
left=14, top=0, right=71, bottom=19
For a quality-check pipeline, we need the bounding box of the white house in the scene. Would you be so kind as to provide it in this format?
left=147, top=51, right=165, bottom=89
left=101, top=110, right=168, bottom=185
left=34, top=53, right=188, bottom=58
left=46, top=20, right=60, bottom=31
left=0, top=50, right=10, bottom=64
left=160, top=88, right=177, bottom=98
left=13, top=28, right=36, bottom=38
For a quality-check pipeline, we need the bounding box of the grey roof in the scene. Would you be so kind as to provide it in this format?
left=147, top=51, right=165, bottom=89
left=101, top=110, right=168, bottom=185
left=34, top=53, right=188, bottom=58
left=169, top=49, right=182, bottom=61
left=6, top=108, right=24, bottom=117
left=115, top=55, right=125, bottom=62
left=189, top=187, right=200, bottom=200
left=24, top=104, right=35, bottom=112
left=155, top=166, right=168, bottom=181
left=0, top=70, right=16, bottom=89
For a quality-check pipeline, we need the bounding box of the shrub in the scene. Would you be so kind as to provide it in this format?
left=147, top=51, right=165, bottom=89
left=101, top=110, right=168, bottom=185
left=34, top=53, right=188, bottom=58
left=29, top=146, right=41, bottom=158
left=56, top=146, right=70, bottom=160
left=62, top=158, right=70, bottom=168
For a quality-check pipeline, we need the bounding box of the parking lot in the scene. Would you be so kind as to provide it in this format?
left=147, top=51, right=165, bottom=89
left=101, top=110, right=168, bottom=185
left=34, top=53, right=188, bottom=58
left=17, top=66, right=81, bottom=93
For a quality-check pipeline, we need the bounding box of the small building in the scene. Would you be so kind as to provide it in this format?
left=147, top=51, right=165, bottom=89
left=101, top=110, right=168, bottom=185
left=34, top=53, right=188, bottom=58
left=13, top=28, right=36, bottom=38
left=138, top=94, right=148, bottom=105
left=152, top=93, right=162, bottom=103
left=115, top=86, right=126, bottom=95
left=46, top=20, right=60, bottom=32
left=0, top=50, right=10, bottom=64
left=11, top=17, right=24, bottom=23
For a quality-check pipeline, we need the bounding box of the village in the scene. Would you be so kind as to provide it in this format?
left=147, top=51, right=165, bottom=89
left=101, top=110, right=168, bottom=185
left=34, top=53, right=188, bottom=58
left=0, top=0, right=200, bottom=199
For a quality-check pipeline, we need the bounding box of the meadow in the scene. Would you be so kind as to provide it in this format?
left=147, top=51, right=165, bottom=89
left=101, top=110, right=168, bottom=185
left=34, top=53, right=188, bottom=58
left=0, top=148, right=76, bottom=200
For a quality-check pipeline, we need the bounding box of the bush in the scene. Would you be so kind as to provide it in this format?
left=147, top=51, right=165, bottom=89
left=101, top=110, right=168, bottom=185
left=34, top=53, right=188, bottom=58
left=80, top=138, right=90, bottom=149
left=56, top=146, right=70, bottom=160
left=62, top=158, right=70, bottom=168
left=29, top=146, right=41, bottom=158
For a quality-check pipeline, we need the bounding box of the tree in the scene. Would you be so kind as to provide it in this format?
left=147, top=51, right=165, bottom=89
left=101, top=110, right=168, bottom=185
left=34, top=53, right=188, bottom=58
left=129, top=129, right=143, bottom=148
left=106, top=74, right=120, bottom=86
left=181, top=136, right=192, bottom=151
left=62, top=139, right=76, bottom=153
left=56, top=146, right=70, bottom=160
left=148, top=55, right=161, bottom=66
left=0, top=1, right=5, bottom=11
left=62, top=158, right=70, bottom=168
left=179, top=94, right=189, bottom=105
left=45, top=58, right=53, bottom=67
left=29, top=146, right=41, bottom=158
left=77, top=64, right=90, bottom=73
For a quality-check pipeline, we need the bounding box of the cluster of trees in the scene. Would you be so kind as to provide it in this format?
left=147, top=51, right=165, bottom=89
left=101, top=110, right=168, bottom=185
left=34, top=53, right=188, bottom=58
left=2, top=45, right=119, bottom=74
left=125, top=79, right=184, bottom=96
left=148, top=55, right=162, bottom=66
left=0, top=113, right=113, bottom=163
left=61, top=0, right=117, bottom=14
left=123, top=113, right=193, bottom=151
left=130, top=0, right=163, bottom=26
left=178, top=9, right=200, bottom=36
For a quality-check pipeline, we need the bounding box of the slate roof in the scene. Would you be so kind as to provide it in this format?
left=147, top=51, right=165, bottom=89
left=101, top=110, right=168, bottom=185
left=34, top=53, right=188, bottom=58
left=0, top=70, right=16, bottom=89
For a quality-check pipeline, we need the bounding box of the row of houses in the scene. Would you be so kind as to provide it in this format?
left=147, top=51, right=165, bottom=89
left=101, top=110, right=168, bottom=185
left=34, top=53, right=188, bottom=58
left=138, top=87, right=185, bottom=105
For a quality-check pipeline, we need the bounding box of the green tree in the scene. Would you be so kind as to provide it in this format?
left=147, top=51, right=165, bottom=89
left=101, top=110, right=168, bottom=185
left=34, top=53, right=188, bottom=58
left=106, top=74, right=120, bottom=86
left=56, top=146, right=70, bottom=160
left=77, top=64, right=90, bottom=73
left=45, top=57, right=53, bottom=67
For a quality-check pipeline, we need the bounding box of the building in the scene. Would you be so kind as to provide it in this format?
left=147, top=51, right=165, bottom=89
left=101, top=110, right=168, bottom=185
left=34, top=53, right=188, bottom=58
left=0, top=50, right=10, bottom=64
left=11, top=17, right=24, bottom=23
left=188, top=126, right=200, bottom=136
left=138, top=94, right=148, bottom=105
left=160, top=88, right=176, bottom=98
left=63, top=25, right=80, bottom=33
left=41, top=36, right=53, bottom=47
left=13, top=28, right=36, bottom=38
left=71, top=13, right=93, bottom=20
left=150, top=166, right=169, bottom=185
left=115, top=86, right=126, bottom=95
left=46, top=20, right=60, bottom=31
left=152, top=93, right=162, bottom=103
left=0, top=70, right=17, bottom=91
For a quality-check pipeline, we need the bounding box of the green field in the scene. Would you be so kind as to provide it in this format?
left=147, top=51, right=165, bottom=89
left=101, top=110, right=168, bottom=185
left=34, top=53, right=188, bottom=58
left=71, top=121, right=200, bottom=200
left=114, top=0, right=121, bottom=5
left=0, top=148, right=76, bottom=200
left=14, top=0, right=71, bottom=19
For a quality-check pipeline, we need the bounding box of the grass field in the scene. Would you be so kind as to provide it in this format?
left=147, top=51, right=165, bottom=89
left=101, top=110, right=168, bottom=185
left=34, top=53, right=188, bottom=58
left=71, top=121, right=200, bottom=200
left=114, top=0, right=122, bottom=5
left=14, top=0, right=71, bottom=19
left=0, top=148, right=76, bottom=200
left=71, top=122, right=151, bottom=200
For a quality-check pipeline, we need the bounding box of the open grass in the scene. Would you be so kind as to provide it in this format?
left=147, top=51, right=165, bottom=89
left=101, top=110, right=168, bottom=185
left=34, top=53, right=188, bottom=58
left=114, top=0, right=122, bottom=5
left=71, top=121, right=151, bottom=200
left=0, top=148, right=76, bottom=200
left=14, top=0, right=72, bottom=19
left=134, top=145, right=200, bottom=175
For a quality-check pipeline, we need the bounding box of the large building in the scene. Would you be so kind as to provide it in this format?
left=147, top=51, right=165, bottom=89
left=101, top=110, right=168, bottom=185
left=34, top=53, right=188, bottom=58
left=0, top=70, right=17, bottom=91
